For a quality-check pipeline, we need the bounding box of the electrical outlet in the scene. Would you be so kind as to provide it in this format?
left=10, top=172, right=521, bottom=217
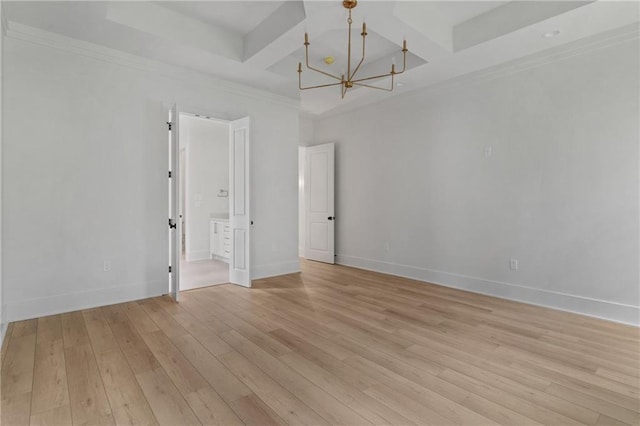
left=103, top=261, right=112, bottom=272
left=509, top=258, right=518, bottom=270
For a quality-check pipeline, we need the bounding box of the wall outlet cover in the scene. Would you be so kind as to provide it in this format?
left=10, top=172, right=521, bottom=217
left=509, top=259, right=518, bottom=270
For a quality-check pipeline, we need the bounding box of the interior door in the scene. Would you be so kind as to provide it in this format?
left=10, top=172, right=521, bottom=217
left=169, top=105, right=180, bottom=301
left=229, top=117, right=251, bottom=287
left=305, top=143, right=335, bottom=264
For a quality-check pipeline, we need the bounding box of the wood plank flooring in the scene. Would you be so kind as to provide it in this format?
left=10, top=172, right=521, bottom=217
left=2, top=260, right=639, bottom=425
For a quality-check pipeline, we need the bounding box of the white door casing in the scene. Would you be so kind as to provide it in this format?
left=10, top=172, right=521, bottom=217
left=169, top=104, right=181, bottom=301
left=229, top=117, right=251, bottom=286
left=305, top=143, right=335, bottom=264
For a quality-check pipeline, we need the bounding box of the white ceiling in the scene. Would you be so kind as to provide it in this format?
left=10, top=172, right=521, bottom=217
left=3, top=1, right=639, bottom=117
left=157, top=1, right=287, bottom=35
left=422, top=1, right=508, bottom=27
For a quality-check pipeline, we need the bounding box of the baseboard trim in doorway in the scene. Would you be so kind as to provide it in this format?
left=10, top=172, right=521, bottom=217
left=336, top=254, right=640, bottom=326
left=185, top=251, right=211, bottom=262
left=5, top=279, right=167, bottom=322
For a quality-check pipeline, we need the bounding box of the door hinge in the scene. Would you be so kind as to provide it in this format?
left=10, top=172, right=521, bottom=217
left=167, top=121, right=173, bottom=131
left=169, top=266, right=172, bottom=273
left=168, top=171, right=172, bottom=178
left=169, top=218, right=177, bottom=229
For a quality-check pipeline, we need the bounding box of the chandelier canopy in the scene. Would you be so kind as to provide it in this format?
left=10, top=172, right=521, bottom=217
left=298, top=0, right=408, bottom=99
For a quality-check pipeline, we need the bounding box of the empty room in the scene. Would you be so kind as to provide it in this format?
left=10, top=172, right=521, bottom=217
left=1, top=1, right=638, bottom=425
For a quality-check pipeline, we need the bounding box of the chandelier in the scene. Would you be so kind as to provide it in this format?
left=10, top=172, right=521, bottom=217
left=297, top=0, right=408, bottom=99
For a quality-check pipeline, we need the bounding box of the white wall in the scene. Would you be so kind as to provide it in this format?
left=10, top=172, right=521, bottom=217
left=313, top=37, right=640, bottom=325
left=299, top=117, right=314, bottom=146
left=298, top=117, right=314, bottom=256
left=2, top=29, right=300, bottom=322
left=180, top=115, right=229, bottom=261
left=298, top=146, right=306, bottom=256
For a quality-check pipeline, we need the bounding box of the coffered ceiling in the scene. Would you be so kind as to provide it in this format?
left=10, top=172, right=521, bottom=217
left=3, top=1, right=639, bottom=117
left=157, top=1, right=288, bottom=35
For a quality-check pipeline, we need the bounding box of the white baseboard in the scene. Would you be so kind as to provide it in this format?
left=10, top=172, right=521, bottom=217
left=5, top=280, right=168, bottom=322
left=252, top=260, right=300, bottom=281
left=185, top=251, right=211, bottom=262
left=336, top=254, right=640, bottom=326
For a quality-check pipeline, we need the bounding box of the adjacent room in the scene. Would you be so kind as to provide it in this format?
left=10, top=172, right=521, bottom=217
left=1, top=1, right=638, bottom=425
left=178, top=113, right=231, bottom=291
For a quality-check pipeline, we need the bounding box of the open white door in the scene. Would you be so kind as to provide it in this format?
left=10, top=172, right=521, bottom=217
left=168, top=105, right=180, bottom=301
left=229, top=117, right=251, bottom=287
left=305, top=143, right=335, bottom=264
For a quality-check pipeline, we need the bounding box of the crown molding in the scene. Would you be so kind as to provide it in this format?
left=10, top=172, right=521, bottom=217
left=314, top=23, right=640, bottom=120
left=4, top=21, right=301, bottom=111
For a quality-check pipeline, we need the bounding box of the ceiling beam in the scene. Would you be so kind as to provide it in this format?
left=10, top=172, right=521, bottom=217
left=106, top=2, right=243, bottom=61
left=243, top=0, right=306, bottom=63
left=453, top=1, right=593, bottom=51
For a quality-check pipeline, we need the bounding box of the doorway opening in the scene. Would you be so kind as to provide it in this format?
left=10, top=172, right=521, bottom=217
left=168, top=105, right=252, bottom=301
left=179, top=113, right=230, bottom=291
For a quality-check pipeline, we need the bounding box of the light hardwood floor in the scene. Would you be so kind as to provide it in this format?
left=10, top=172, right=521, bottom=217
left=2, top=260, right=639, bottom=425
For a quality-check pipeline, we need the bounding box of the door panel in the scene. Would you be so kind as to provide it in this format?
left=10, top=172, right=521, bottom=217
left=229, top=117, right=251, bottom=286
left=305, top=143, right=335, bottom=264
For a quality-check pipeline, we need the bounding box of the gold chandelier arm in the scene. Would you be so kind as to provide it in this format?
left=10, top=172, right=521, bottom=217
left=351, top=72, right=393, bottom=84
left=347, top=9, right=351, bottom=80
left=352, top=82, right=392, bottom=91
left=305, top=43, right=342, bottom=81
left=352, top=74, right=393, bottom=91
left=351, top=42, right=407, bottom=83
left=351, top=48, right=407, bottom=84
left=349, top=22, right=366, bottom=81
left=300, top=81, right=344, bottom=90
left=393, top=46, right=408, bottom=75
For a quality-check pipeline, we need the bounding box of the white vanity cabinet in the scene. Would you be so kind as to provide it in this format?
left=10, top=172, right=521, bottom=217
left=210, top=219, right=231, bottom=263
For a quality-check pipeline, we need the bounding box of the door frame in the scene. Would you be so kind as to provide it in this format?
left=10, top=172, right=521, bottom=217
left=166, top=103, right=252, bottom=298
